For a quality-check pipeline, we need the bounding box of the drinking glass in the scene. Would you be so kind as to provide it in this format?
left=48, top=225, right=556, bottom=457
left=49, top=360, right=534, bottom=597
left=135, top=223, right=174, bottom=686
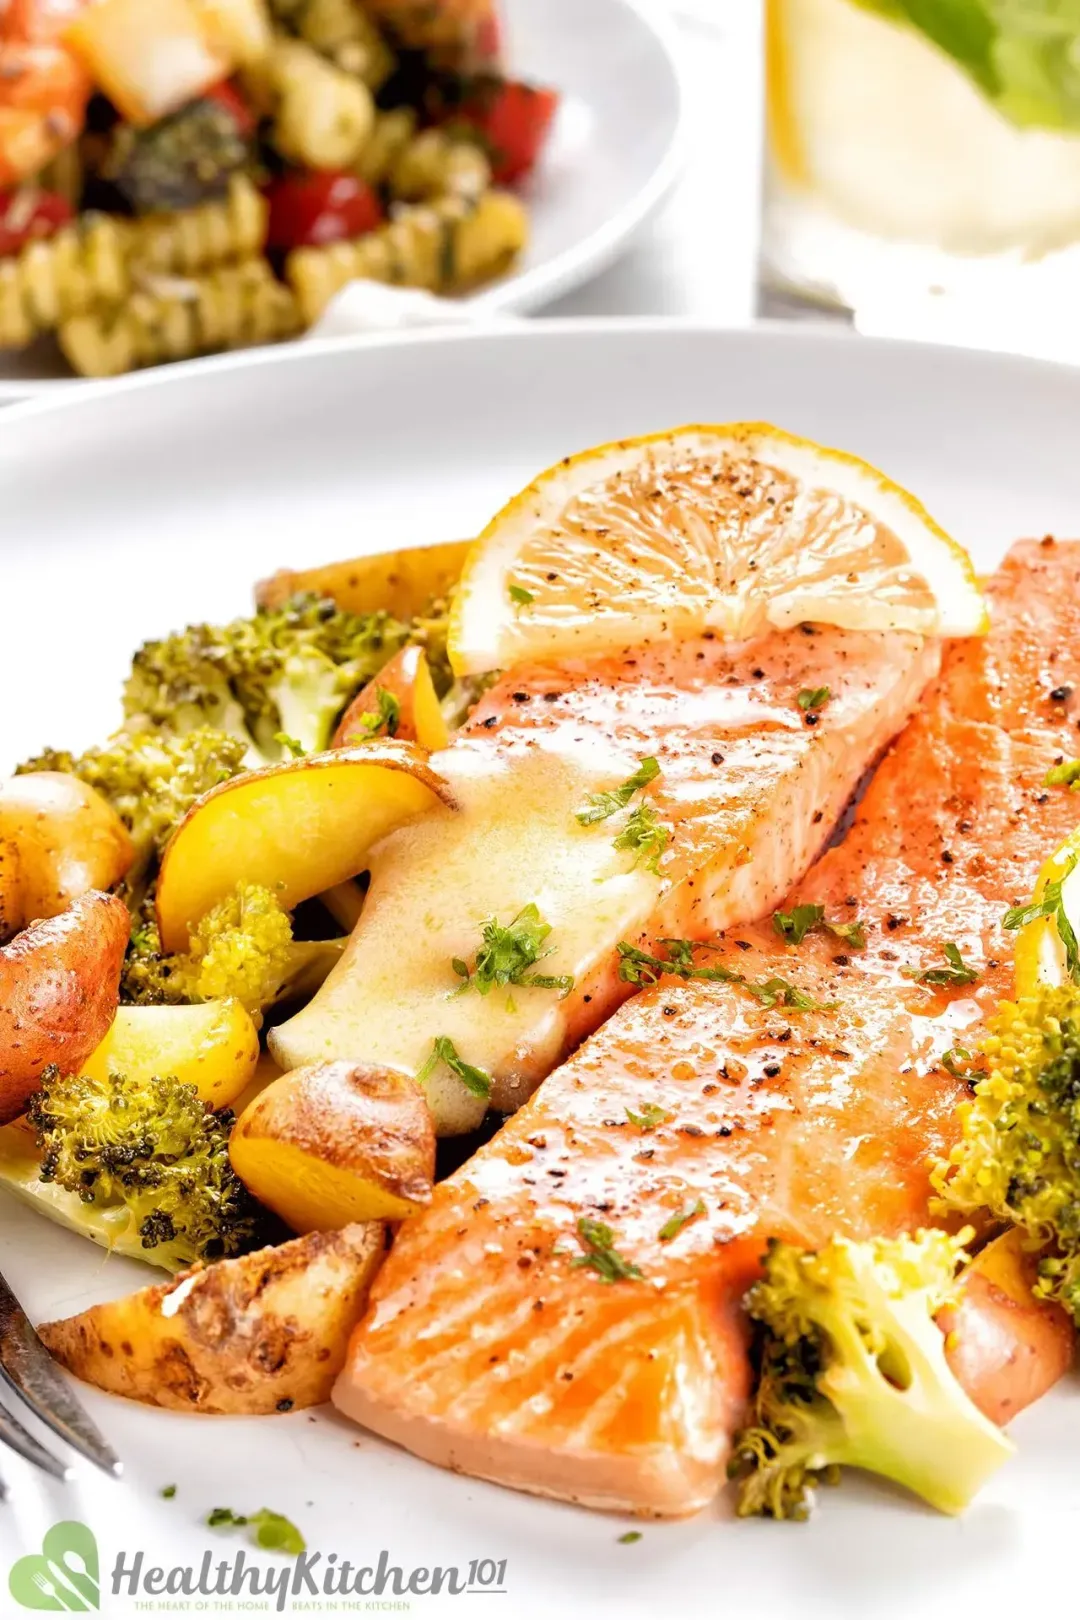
left=762, top=0, right=1080, bottom=325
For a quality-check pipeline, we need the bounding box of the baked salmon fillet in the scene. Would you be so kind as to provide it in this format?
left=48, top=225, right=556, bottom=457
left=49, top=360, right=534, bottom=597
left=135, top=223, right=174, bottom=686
left=333, top=540, right=1080, bottom=1514
left=272, top=626, right=938, bottom=1127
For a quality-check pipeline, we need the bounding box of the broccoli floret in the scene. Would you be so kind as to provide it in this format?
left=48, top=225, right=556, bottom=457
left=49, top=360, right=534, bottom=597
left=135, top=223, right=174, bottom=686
left=933, top=983, right=1080, bottom=1321
left=101, top=98, right=251, bottom=215
left=728, top=1229, right=1013, bottom=1519
left=123, top=594, right=420, bottom=765
left=18, top=727, right=246, bottom=904
left=121, top=883, right=345, bottom=1022
left=27, top=1066, right=260, bottom=1271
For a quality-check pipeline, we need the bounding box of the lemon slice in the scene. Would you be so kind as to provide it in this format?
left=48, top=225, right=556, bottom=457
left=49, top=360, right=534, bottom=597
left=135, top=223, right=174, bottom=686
left=1012, top=827, right=1080, bottom=994
left=449, top=423, right=987, bottom=675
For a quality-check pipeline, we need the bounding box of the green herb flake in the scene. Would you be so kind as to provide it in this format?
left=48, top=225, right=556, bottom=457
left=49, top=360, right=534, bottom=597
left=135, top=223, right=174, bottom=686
left=453, top=904, right=573, bottom=997
left=417, top=1036, right=492, bottom=1100
left=1045, top=759, right=1080, bottom=790
left=205, top=1506, right=305, bottom=1556
left=576, top=757, right=660, bottom=826
left=1003, top=854, right=1080, bottom=981
left=207, top=1507, right=247, bottom=1529
left=248, top=1510, right=307, bottom=1556
left=508, top=584, right=535, bottom=607
left=903, top=942, right=980, bottom=987
left=571, top=1216, right=643, bottom=1284
left=616, top=939, right=832, bottom=1010
left=773, top=904, right=866, bottom=951
left=797, top=686, right=831, bottom=713
left=625, top=1102, right=672, bottom=1132
left=658, top=1198, right=706, bottom=1242
left=274, top=732, right=305, bottom=758
left=618, top=1531, right=643, bottom=1544
left=353, top=686, right=400, bottom=740
left=941, top=1046, right=976, bottom=1080
left=160, top=1485, right=177, bottom=1500
left=613, top=802, right=669, bottom=875
left=773, top=903, right=825, bottom=945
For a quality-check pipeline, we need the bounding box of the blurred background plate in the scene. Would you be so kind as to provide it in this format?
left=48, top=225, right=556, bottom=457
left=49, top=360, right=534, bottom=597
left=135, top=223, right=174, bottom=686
left=0, top=0, right=685, bottom=398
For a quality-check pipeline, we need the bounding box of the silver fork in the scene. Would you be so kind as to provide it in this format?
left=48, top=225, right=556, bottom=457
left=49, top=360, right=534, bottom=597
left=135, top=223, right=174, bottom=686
left=0, top=1268, right=120, bottom=1485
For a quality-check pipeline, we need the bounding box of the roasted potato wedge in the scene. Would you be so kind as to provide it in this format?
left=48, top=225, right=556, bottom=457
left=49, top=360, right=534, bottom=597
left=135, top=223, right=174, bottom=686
left=0, top=891, right=129, bottom=1124
left=255, top=539, right=471, bottom=621
left=231, top=1061, right=435, bottom=1228
left=37, top=1223, right=386, bottom=1413
left=0, top=773, right=133, bottom=940
left=333, top=645, right=448, bottom=752
left=80, top=999, right=260, bottom=1110
left=155, top=743, right=455, bottom=953
left=941, top=1227, right=1075, bottom=1426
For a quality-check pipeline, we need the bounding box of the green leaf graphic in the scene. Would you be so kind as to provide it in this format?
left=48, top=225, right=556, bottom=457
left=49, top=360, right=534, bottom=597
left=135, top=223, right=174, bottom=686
left=9, top=1522, right=99, bottom=1612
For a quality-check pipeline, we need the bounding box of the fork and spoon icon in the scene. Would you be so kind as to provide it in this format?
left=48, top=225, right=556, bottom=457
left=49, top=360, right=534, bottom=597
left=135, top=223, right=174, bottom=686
left=9, top=1521, right=100, bottom=1612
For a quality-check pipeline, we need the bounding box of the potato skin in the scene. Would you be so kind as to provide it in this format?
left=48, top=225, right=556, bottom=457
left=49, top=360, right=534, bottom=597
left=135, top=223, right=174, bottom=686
left=37, top=1223, right=386, bottom=1414
left=231, top=1061, right=436, bottom=1229
left=255, top=539, right=470, bottom=621
left=334, top=646, right=448, bottom=752
left=0, top=773, right=133, bottom=938
left=0, top=890, right=130, bottom=1124
left=155, top=743, right=456, bottom=953
left=941, top=1228, right=1075, bottom=1425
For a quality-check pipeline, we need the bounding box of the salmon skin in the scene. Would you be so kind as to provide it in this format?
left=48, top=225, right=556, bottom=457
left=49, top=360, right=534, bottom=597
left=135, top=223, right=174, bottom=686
left=335, top=540, right=1080, bottom=1516
left=273, top=627, right=938, bottom=1126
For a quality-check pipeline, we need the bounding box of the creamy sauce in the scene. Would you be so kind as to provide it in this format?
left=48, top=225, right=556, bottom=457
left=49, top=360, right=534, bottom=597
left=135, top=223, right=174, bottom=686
left=270, top=737, right=662, bottom=1133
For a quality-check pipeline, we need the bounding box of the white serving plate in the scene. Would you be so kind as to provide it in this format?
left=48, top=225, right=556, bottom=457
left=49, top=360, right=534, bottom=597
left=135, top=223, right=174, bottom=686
left=2, top=321, right=1080, bottom=1620
left=0, top=0, right=684, bottom=398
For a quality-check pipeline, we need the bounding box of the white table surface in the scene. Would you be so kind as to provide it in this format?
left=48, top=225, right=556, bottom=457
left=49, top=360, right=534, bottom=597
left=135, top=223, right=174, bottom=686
left=548, top=0, right=765, bottom=326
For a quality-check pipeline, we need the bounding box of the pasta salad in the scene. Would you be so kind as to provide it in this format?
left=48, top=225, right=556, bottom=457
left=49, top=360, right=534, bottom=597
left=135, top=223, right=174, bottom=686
left=0, top=0, right=556, bottom=376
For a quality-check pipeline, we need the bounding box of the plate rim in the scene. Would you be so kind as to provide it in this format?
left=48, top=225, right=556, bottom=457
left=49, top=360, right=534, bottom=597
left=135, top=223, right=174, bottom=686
left=0, top=0, right=688, bottom=401
left=4, top=314, right=1080, bottom=433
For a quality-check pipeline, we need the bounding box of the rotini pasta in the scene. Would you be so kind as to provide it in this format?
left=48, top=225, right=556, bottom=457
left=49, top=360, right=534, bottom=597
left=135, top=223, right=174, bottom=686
left=58, top=260, right=300, bottom=378
left=270, top=0, right=395, bottom=87
left=0, top=213, right=129, bottom=350
left=355, top=107, right=417, bottom=187
left=389, top=127, right=491, bottom=202
left=128, top=176, right=268, bottom=276
left=269, top=38, right=375, bottom=170
left=0, top=3, right=556, bottom=376
left=286, top=188, right=528, bottom=325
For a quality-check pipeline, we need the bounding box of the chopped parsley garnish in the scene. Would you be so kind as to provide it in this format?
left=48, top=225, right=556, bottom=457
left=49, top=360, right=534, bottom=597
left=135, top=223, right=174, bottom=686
left=453, top=904, right=573, bottom=997
left=941, top=1046, right=976, bottom=1080
left=1045, top=759, right=1080, bottom=790
left=207, top=1507, right=243, bottom=1528
left=613, top=802, right=668, bottom=875
left=659, top=1198, right=705, bottom=1242
left=571, top=1216, right=643, bottom=1283
left=576, top=757, right=660, bottom=826
left=417, top=1036, right=493, bottom=1100
left=160, top=1484, right=177, bottom=1500
left=797, top=686, right=831, bottom=713
left=618, top=1531, right=643, bottom=1544
left=773, top=904, right=867, bottom=951
left=1004, top=855, right=1080, bottom=980
left=206, top=1507, right=306, bottom=1556
left=903, top=942, right=980, bottom=987
left=274, top=732, right=305, bottom=758
left=508, top=584, right=535, bottom=607
left=615, top=939, right=832, bottom=1010
left=352, top=686, right=400, bottom=740
left=625, top=1102, right=672, bottom=1131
